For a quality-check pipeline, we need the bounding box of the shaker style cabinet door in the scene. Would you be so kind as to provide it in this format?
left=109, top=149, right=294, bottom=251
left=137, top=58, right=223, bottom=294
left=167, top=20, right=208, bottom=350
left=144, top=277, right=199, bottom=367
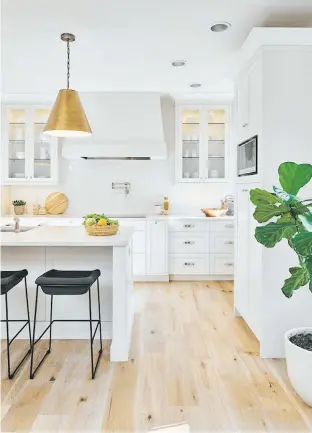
left=146, top=221, right=167, bottom=275
left=2, top=105, right=58, bottom=185
left=175, top=104, right=230, bottom=183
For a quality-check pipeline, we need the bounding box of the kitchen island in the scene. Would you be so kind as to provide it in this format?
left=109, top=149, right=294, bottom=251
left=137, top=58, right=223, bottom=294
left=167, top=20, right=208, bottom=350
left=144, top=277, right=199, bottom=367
left=1, top=226, right=134, bottom=362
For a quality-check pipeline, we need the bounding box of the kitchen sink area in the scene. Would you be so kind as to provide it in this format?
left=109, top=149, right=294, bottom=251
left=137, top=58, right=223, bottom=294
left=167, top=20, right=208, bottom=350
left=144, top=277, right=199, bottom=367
left=0, top=226, right=35, bottom=233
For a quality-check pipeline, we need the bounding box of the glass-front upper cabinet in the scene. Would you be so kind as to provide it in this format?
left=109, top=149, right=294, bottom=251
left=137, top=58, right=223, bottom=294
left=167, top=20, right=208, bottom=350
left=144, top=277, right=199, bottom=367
left=2, top=105, right=58, bottom=185
left=176, top=105, right=229, bottom=183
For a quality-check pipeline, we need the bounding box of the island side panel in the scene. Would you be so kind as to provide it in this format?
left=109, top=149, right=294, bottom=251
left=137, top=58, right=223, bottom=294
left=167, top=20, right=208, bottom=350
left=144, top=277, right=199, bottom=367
left=45, top=246, right=113, bottom=339
left=110, top=244, right=134, bottom=362
left=1, top=247, right=46, bottom=337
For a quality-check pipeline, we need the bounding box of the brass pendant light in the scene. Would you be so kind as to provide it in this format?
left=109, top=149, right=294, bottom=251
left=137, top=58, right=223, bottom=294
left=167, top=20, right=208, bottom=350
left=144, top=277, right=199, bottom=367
left=43, top=33, right=92, bottom=137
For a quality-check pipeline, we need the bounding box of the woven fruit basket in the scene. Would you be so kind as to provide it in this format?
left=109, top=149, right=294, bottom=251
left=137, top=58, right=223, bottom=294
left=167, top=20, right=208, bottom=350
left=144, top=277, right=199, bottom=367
left=85, top=224, right=119, bottom=236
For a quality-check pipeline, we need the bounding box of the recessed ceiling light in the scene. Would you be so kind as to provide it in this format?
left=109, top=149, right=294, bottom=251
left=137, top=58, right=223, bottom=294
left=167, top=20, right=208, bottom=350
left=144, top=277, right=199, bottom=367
left=172, top=60, right=186, bottom=67
left=190, top=83, right=202, bottom=88
left=210, top=22, right=231, bottom=32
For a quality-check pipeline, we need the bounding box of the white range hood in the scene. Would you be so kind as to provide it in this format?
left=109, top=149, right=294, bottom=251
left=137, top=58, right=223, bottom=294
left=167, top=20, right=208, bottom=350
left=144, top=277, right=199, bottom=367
left=62, top=92, right=167, bottom=160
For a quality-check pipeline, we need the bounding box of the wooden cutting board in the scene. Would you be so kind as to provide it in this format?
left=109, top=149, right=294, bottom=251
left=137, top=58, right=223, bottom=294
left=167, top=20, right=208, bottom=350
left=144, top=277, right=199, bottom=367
left=45, top=192, right=68, bottom=215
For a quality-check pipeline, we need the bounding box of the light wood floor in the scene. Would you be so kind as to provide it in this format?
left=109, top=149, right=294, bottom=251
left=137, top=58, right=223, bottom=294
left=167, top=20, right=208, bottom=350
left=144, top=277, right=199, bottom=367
left=1, top=281, right=312, bottom=432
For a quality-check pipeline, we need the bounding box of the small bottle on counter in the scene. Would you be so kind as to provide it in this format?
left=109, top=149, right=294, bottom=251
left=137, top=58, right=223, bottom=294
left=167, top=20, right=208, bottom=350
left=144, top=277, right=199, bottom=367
left=38, top=206, right=47, bottom=215
left=33, top=204, right=40, bottom=215
left=163, top=196, right=170, bottom=215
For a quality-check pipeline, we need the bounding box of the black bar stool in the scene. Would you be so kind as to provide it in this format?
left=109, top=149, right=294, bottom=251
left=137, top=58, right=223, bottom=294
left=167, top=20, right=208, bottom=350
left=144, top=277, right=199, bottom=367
left=30, top=269, right=103, bottom=379
left=1, top=270, right=32, bottom=379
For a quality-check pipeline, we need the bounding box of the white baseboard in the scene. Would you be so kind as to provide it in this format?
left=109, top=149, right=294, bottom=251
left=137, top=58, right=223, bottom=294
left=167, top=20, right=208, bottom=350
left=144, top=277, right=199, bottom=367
left=169, top=274, right=234, bottom=281
left=1, top=321, right=112, bottom=340
left=134, top=275, right=169, bottom=282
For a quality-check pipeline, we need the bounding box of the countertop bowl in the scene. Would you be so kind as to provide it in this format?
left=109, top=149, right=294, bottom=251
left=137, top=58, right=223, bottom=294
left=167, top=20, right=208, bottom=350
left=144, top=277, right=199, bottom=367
left=85, top=224, right=119, bottom=236
left=201, top=208, right=227, bottom=217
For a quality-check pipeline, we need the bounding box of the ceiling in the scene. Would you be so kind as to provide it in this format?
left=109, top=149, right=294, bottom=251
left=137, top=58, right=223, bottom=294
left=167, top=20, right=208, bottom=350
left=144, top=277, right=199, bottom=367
left=2, top=0, right=312, bottom=95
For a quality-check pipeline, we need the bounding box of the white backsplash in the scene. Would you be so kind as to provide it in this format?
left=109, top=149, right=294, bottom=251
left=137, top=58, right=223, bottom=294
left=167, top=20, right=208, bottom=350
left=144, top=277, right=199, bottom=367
left=3, top=98, right=234, bottom=216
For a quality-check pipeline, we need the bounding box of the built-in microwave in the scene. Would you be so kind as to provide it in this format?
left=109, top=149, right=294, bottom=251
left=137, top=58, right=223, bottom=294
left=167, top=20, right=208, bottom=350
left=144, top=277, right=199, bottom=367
left=237, top=135, right=258, bottom=177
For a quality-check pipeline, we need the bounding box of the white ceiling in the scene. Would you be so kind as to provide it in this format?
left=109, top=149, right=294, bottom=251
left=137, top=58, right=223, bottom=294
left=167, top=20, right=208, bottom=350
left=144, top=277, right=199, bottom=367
left=2, top=0, right=312, bottom=95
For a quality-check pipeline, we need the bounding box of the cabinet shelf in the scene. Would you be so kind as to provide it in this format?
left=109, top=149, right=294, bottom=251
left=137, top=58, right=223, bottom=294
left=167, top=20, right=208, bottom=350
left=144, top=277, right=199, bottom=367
left=9, top=158, right=25, bottom=161
left=183, top=157, right=199, bottom=159
left=208, top=156, right=225, bottom=159
left=208, top=122, right=225, bottom=125
left=9, top=140, right=25, bottom=143
left=208, top=140, right=225, bottom=142
left=182, top=140, right=199, bottom=142
left=183, top=122, right=199, bottom=125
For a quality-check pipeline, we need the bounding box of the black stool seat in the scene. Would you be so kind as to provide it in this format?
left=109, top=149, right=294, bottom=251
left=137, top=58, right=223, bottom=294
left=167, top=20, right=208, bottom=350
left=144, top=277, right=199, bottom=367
left=1, top=269, right=28, bottom=295
left=35, top=269, right=101, bottom=295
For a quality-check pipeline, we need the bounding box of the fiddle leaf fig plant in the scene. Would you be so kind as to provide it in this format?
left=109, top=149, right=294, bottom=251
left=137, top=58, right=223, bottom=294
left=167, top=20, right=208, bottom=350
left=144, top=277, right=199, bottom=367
left=250, top=162, right=312, bottom=298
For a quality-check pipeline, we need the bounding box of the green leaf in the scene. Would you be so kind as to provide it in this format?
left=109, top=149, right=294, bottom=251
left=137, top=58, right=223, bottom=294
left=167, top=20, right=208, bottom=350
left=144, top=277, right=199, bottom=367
left=293, top=232, right=312, bottom=256
left=255, top=222, right=297, bottom=248
left=306, top=257, right=312, bottom=293
left=253, top=204, right=285, bottom=223
left=277, top=214, right=295, bottom=224
left=278, top=162, right=312, bottom=195
left=250, top=188, right=282, bottom=206
left=281, top=266, right=309, bottom=298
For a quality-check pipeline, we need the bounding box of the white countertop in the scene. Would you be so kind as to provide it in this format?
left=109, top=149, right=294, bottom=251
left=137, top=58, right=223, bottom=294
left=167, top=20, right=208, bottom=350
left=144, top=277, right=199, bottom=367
left=1, top=213, right=235, bottom=222
left=1, top=226, right=134, bottom=247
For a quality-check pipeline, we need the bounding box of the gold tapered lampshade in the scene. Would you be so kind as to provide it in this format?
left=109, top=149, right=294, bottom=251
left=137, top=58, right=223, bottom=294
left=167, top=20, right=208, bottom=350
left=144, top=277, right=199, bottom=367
left=43, top=89, right=92, bottom=137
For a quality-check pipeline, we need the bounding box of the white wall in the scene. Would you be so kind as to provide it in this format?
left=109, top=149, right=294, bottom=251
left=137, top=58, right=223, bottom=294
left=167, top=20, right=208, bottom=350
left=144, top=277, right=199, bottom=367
left=6, top=97, right=234, bottom=216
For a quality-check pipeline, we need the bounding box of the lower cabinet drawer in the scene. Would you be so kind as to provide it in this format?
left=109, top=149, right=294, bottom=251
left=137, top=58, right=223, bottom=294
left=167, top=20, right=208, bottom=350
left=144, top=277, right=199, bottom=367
left=169, top=232, right=208, bottom=254
left=133, top=253, right=146, bottom=275
left=210, top=233, right=234, bottom=254
left=210, top=254, right=234, bottom=274
left=169, top=254, right=209, bottom=274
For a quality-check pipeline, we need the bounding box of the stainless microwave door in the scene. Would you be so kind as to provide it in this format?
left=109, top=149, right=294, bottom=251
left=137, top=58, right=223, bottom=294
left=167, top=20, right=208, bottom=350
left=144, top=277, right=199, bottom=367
left=238, top=136, right=257, bottom=176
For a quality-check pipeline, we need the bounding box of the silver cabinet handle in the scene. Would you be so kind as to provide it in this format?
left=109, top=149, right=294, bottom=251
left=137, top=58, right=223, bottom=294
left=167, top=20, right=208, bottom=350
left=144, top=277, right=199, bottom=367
left=183, top=241, right=195, bottom=245
left=225, top=241, right=234, bottom=245
left=242, top=122, right=248, bottom=127
left=225, top=224, right=234, bottom=228
left=183, top=224, right=195, bottom=228
left=225, top=263, right=234, bottom=267
left=184, top=262, right=195, bottom=266
left=242, top=188, right=248, bottom=192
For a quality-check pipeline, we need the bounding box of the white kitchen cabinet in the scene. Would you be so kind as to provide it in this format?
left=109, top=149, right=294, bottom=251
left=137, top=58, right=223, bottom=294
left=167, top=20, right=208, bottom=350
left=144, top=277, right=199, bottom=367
left=175, top=105, right=230, bottom=183
left=235, top=186, right=253, bottom=320
left=210, top=254, right=234, bottom=275
left=146, top=220, right=167, bottom=275
left=237, top=57, right=262, bottom=143
left=168, top=218, right=234, bottom=278
left=2, top=105, right=58, bottom=185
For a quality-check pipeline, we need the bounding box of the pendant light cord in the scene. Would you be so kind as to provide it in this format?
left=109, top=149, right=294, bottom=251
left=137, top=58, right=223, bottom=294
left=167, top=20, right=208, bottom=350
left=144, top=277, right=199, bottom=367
left=67, top=41, right=70, bottom=89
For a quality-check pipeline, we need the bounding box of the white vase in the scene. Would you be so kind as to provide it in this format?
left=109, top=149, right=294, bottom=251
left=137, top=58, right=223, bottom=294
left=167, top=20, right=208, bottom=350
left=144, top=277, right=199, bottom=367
left=285, top=327, right=312, bottom=406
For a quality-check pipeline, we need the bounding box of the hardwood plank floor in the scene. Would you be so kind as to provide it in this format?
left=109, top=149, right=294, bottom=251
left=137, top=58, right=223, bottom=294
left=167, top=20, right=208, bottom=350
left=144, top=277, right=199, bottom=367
left=1, top=281, right=312, bottom=432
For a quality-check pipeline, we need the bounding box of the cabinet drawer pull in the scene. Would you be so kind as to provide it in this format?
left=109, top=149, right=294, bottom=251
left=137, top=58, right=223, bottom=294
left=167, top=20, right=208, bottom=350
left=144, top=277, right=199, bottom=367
left=225, top=241, right=234, bottom=245
left=225, top=262, right=233, bottom=267
left=242, top=189, right=248, bottom=192
left=183, top=224, right=195, bottom=228
left=183, top=241, right=195, bottom=245
left=225, top=224, right=234, bottom=228
left=184, top=262, right=195, bottom=266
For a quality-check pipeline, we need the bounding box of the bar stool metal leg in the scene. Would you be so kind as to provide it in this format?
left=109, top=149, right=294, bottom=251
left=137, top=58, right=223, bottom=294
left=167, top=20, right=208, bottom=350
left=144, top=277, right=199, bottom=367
left=2, top=276, right=32, bottom=379
left=30, top=285, right=51, bottom=379
left=4, top=291, right=11, bottom=379
left=88, top=279, right=103, bottom=379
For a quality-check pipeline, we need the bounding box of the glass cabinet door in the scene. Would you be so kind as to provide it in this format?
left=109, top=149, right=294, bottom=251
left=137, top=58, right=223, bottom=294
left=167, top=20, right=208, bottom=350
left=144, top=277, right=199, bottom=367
left=205, top=109, right=226, bottom=180
left=8, top=109, right=27, bottom=180
left=181, top=109, right=201, bottom=181
left=33, top=108, right=52, bottom=180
